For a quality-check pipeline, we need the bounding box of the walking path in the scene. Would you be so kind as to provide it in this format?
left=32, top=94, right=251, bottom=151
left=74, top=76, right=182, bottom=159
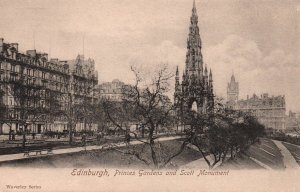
left=249, top=157, right=272, bottom=170
left=181, top=140, right=296, bottom=170
left=272, top=140, right=299, bottom=169
left=0, top=136, right=182, bottom=163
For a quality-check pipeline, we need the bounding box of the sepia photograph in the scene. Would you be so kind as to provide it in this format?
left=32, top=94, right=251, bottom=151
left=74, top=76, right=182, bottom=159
left=0, top=0, right=299, bottom=191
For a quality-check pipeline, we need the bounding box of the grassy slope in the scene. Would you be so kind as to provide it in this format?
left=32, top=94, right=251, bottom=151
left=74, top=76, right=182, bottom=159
left=218, top=153, right=264, bottom=170
left=219, top=138, right=285, bottom=170
left=244, top=138, right=285, bottom=170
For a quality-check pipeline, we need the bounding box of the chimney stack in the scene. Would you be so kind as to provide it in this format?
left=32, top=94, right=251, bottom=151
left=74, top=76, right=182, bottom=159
left=11, top=43, right=18, bottom=52
left=26, top=50, right=37, bottom=58
left=0, top=38, right=4, bottom=53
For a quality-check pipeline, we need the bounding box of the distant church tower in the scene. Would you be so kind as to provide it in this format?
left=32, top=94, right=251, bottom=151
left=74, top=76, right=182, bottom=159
left=227, top=73, right=239, bottom=108
left=174, top=0, right=214, bottom=115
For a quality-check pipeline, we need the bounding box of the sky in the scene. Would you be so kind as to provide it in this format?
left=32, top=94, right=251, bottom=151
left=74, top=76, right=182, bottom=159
left=0, top=0, right=299, bottom=111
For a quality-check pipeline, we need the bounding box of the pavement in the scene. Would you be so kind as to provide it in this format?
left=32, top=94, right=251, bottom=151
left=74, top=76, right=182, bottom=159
left=1, top=136, right=299, bottom=170
left=273, top=140, right=299, bottom=169
left=248, top=156, right=272, bottom=170
left=0, top=136, right=182, bottom=163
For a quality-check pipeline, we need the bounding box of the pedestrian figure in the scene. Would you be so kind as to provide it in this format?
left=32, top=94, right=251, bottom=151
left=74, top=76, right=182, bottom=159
left=12, top=131, right=15, bottom=141
left=32, top=132, right=36, bottom=140
left=125, top=132, right=131, bottom=145
left=8, top=128, right=12, bottom=141
left=96, top=132, right=101, bottom=145
left=81, top=133, right=87, bottom=151
left=22, top=133, right=26, bottom=149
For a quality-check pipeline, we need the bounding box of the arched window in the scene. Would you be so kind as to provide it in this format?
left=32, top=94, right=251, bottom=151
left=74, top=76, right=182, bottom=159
left=191, top=101, right=197, bottom=112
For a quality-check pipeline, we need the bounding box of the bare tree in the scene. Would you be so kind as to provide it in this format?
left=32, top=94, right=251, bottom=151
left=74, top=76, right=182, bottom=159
left=57, top=78, right=97, bottom=145
left=102, top=64, right=190, bottom=169
left=184, top=98, right=265, bottom=169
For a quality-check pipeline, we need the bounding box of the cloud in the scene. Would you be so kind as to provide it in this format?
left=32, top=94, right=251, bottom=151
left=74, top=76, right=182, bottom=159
left=203, top=34, right=299, bottom=110
left=128, top=40, right=185, bottom=71
left=114, top=34, right=300, bottom=111
left=262, top=49, right=297, bottom=69
left=96, top=40, right=185, bottom=87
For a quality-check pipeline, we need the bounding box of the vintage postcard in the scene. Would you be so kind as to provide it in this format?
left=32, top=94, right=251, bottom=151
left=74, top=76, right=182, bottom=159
left=0, top=0, right=299, bottom=191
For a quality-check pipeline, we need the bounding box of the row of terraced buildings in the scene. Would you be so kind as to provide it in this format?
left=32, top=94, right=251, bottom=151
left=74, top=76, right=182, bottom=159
left=0, top=38, right=98, bottom=134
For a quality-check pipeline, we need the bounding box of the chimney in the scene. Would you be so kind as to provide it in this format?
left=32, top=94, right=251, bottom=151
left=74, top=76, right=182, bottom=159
left=41, top=53, right=48, bottom=61
left=0, top=38, right=3, bottom=53
left=26, top=50, right=36, bottom=57
left=11, top=43, right=18, bottom=52
left=50, top=58, right=59, bottom=64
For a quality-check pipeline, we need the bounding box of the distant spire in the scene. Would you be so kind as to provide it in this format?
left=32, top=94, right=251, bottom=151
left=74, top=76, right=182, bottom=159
left=209, top=69, right=213, bottom=94
left=231, top=72, right=235, bottom=82
left=192, top=0, right=197, bottom=13
left=175, top=66, right=179, bottom=84
left=191, top=0, right=198, bottom=23
left=204, top=64, right=208, bottom=76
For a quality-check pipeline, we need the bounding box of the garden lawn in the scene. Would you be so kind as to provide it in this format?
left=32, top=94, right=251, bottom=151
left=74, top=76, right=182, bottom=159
left=0, top=139, right=202, bottom=169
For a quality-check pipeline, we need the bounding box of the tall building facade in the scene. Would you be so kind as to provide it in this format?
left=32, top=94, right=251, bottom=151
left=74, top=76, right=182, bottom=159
left=227, top=74, right=239, bottom=109
left=225, top=74, right=286, bottom=131
left=285, top=110, right=299, bottom=132
left=0, top=38, right=98, bottom=134
left=237, top=94, right=286, bottom=131
left=174, top=1, right=214, bottom=115
left=97, top=79, right=125, bottom=102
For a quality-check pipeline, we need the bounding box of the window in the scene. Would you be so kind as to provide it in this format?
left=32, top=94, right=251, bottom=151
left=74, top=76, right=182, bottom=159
left=27, top=68, right=31, bottom=76
left=10, top=74, right=17, bottom=82
left=40, top=100, right=45, bottom=108
left=0, top=63, right=5, bottom=70
left=11, top=65, right=16, bottom=72
left=27, top=78, right=32, bottom=85
left=15, top=65, right=20, bottom=73
left=9, top=98, right=13, bottom=106
left=42, top=72, right=46, bottom=79
left=42, top=81, right=47, bottom=88
left=7, top=63, right=10, bottom=70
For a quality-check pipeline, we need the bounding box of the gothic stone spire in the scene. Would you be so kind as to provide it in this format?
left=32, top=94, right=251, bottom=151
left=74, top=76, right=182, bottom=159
left=174, top=0, right=214, bottom=114
left=186, top=0, right=203, bottom=75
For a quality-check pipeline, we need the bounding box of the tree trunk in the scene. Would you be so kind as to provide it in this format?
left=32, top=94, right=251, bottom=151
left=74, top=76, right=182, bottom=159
left=22, top=124, right=27, bottom=150
left=69, top=122, right=73, bottom=145
left=198, top=148, right=212, bottom=169
left=150, top=144, right=159, bottom=169
left=222, top=148, right=228, bottom=162
left=149, top=122, right=159, bottom=169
